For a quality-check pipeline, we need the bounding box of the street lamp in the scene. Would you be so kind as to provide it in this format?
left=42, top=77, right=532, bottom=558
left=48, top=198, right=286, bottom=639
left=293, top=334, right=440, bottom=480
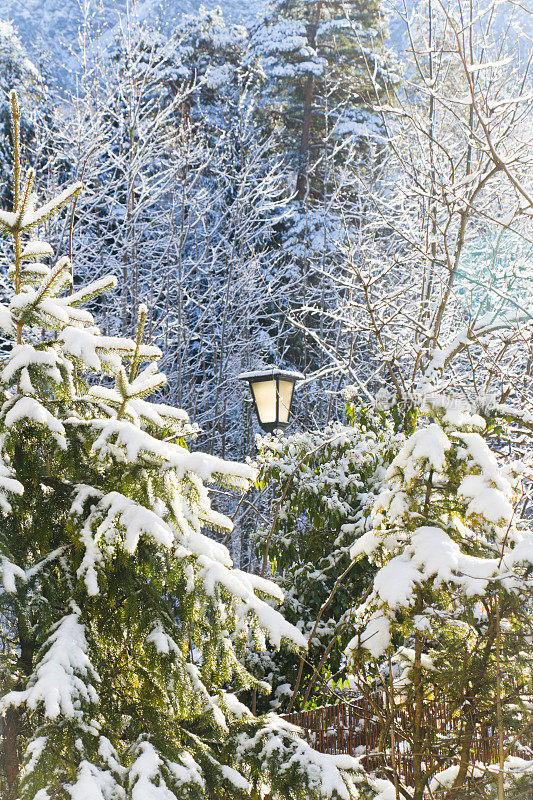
left=238, top=367, right=304, bottom=434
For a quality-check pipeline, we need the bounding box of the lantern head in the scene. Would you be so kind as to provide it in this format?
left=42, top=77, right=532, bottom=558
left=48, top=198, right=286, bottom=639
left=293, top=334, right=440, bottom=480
left=238, top=367, right=304, bottom=434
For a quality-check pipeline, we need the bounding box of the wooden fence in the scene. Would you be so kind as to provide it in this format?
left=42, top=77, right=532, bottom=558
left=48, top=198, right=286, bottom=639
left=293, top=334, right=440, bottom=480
left=281, top=690, right=514, bottom=785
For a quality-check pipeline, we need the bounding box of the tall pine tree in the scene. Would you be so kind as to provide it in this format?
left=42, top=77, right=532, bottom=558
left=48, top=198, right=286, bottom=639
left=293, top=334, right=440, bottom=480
left=249, top=0, right=389, bottom=202
left=247, top=0, right=396, bottom=406
left=0, top=92, right=361, bottom=800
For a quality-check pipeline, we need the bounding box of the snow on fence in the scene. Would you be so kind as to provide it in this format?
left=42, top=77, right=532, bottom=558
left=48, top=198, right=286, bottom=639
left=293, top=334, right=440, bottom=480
left=280, top=690, right=508, bottom=785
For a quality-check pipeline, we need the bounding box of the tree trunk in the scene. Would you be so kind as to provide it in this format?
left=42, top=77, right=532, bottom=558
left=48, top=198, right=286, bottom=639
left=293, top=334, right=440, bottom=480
left=412, top=627, right=425, bottom=800
left=3, top=617, right=35, bottom=798
left=4, top=708, right=20, bottom=798
left=296, top=73, right=315, bottom=202
left=296, top=2, right=322, bottom=203
left=412, top=588, right=426, bottom=800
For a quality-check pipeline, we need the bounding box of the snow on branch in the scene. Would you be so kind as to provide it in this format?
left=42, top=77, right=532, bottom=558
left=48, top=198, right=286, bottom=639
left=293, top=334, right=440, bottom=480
left=0, top=605, right=99, bottom=719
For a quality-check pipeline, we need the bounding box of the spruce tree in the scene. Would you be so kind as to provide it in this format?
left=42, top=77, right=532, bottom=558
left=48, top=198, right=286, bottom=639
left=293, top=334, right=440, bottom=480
left=0, top=92, right=361, bottom=800
left=247, top=0, right=396, bottom=397
left=249, top=0, right=391, bottom=202
left=347, top=403, right=533, bottom=799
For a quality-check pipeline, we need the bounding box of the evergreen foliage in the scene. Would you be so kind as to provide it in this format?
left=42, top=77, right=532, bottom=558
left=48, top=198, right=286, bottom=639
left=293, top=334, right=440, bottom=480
left=347, top=403, right=533, bottom=798
left=245, top=0, right=397, bottom=388
left=0, top=93, right=362, bottom=800
left=254, top=399, right=404, bottom=711
left=249, top=0, right=390, bottom=201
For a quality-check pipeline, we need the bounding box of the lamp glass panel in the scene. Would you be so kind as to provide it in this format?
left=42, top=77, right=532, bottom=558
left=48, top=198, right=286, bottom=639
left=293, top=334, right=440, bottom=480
left=251, top=379, right=277, bottom=424
left=277, top=380, right=295, bottom=423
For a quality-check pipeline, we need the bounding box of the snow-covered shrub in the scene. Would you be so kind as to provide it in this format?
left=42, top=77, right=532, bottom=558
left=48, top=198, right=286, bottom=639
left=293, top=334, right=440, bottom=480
left=254, top=400, right=404, bottom=711
left=346, top=402, right=533, bottom=799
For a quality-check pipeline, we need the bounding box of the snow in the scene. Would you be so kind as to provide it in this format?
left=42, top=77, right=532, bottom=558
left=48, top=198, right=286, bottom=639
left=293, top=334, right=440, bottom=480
left=236, top=714, right=363, bottom=800
left=221, top=692, right=253, bottom=720
left=2, top=343, right=63, bottom=389
left=128, top=741, right=207, bottom=798
left=0, top=302, right=15, bottom=336
left=369, top=778, right=397, bottom=800
left=504, top=534, right=533, bottom=571
left=98, top=737, right=125, bottom=778
left=60, top=327, right=161, bottom=373
left=120, top=363, right=167, bottom=398
left=21, top=240, right=54, bottom=259
left=17, top=182, right=82, bottom=229
left=0, top=605, right=99, bottom=719
left=395, top=646, right=434, bottom=671
left=67, top=276, right=118, bottom=309
left=196, top=556, right=306, bottom=650
left=21, top=736, right=48, bottom=778
left=0, top=555, right=25, bottom=592
left=66, top=760, right=124, bottom=800
left=458, top=475, right=513, bottom=523
left=166, top=751, right=205, bottom=791
left=503, top=756, right=533, bottom=774
left=10, top=286, right=71, bottom=327
left=467, top=56, right=514, bottom=72
left=387, top=423, right=451, bottom=483
left=243, top=570, right=285, bottom=602
left=350, top=610, right=391, bottom=659
left=410, top=526, right=499, bottom=596
left=0, top=456, right=24, bottom=515
left=218, top=764, right=250, bottom=791
left=442, top=407, right=485, bottom=429
left=0, top=208, right=17, bottom=231
left=350, top=528, right=381, bottom=559
left=89, top=387, right=191, bottom=431
left=75, top=490, right=175, bottom=595
left=4, top=396, right=67, bottom=449
left=128, top=741, right=180, bottom=800
left=238, top=367, right=305, bottom=381
left=90, top=418, right=256, bottom=487
left=454, top=431, right=510, bottom=492
left=61, top=327, right=117, bottom=372
left=145, top=623, right=180, bottom=655
left=453, top=431, right=514, bottom=523
left=429, top=764, right=460, bottom=791
left=373, top=557, right=420, bottom=608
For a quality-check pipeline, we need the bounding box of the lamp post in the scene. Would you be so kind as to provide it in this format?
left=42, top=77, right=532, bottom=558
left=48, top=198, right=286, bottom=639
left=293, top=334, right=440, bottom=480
left=238, top=367, right=304, bottom=434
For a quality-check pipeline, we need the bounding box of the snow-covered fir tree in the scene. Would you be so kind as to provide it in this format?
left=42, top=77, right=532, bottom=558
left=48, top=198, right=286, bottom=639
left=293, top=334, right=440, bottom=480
left=346, top=402, right=533, bottom=799
left=249, top=0, right=390, bottom=202
left=0, top=92, right=363, bottom=800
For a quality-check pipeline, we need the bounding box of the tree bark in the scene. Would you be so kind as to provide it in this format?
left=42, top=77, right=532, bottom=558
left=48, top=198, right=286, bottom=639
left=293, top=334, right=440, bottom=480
left=3, top=616, right=36, bottom=798
left=4, top=707, right=20, bottom=798
left=296, top=3, right=322, bottom=203
left=296, top=73, right=315, bottom=202
left=412, top=622, right=425, bottom=800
